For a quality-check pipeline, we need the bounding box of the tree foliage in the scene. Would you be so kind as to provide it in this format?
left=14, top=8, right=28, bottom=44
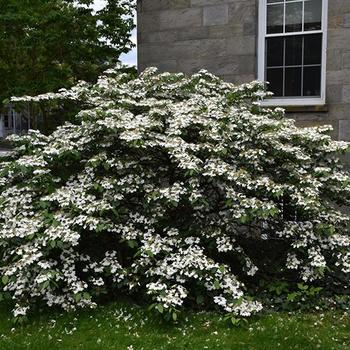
left=1, top=68, right=350, bottom=320
left=0, top=0, right=135, bottom=109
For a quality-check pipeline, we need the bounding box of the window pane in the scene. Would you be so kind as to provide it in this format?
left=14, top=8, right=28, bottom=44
left=305, top=0, right=322, bottom=31
left=267, top=0, right=281, bottom=3
left=267, top=68, right=284, bottom=97
left=266, top=37, right=284, bottom=67
left=4, top=116, right=9, bottom=128
left=285, top=2, right=303, bottom=32
left=304, top=34, right=322, bottom=65
left=303, top=66, right=321, bottom=96
left=267, top=4, right=284, bottom=34
left=285, top=36, right=302, bottom=66
left=285, top=67, right=302, bottom=96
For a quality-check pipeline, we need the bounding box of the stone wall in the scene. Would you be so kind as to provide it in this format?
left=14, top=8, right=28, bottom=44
left=137, top=0, right=350, bottom=141
left=138, top=0, right=257, bottom=84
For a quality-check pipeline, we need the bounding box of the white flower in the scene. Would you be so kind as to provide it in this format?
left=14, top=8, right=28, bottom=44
left=2, top=66, right=349, bottom=320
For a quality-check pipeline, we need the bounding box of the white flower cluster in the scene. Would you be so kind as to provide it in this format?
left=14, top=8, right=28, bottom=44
left=1, top=67, right=349, bottom=320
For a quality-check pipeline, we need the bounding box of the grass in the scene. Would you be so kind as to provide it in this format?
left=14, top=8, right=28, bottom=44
left=0, top=302, right=349, bottom=350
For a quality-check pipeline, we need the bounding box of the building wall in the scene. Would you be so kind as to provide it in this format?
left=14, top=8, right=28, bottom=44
left=137, top=0, right=350, bottom=141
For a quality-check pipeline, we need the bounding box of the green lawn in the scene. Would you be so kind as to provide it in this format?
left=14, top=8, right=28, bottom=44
left=0, top=302, right=349, bottom=350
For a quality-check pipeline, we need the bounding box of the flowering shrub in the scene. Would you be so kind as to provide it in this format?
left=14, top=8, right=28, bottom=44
left=1, top=68, right=350, bottom=321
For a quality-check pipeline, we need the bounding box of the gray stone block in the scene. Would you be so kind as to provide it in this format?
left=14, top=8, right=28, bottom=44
left=343, top=52, right=350, bottom=69
left=138, top=43, right=175, bottom=62
left=328, top=0, right=350, bottom=17
left=341, top=69, right=350, bottom=84
left=326, top=84, right=343, bottom=103
left=238, top=55, right=256, bottom=75
left=203, top=5, right=229, bottom=26
left=209, top=24, right=244, bottom=38
left=221, top=74, right=255, bottom=84
left=177, top=56, right=239, bottom=75
left=327, top=104, right=349, bottom=120
left=289, top=113, right=329, bottom=124
left=173, top=38, right=227, bottom=59
left=328, top=15, right=344, bottom=29
left=343, top=13, right=350, bottom=27
left=339, top=119, right=350, bottom=141
left=328, top=29, right=350, bottom=49
left=159, top=8, right=203, bottom=29
left=141, top=30, right=177, bottom=43
left=141, top=60, right=178, bottom=73
left=140, top=0, right=191, bottom=12
left=226, top=36, right=256, bottom=56
left=342, top=84, right=350, bottom=103
left=326, top=49, right=343, bottom=71
left=138, top=12, right=160, bottom=33
left=177, top=27, right=209, bottom=41
left=191, top=0, right=237, bottom=6
left=243, top=21, right=256, bottom=36
left=228, top=2, right=255, bottom=25
left=327, top=70, right=345, bottom=85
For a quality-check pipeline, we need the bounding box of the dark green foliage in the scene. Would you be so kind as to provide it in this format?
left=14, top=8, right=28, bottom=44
left=0, top=0, right=135, bottom=110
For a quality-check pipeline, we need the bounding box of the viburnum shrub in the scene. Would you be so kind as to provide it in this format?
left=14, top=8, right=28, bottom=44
left=1, top=68, right=349, bottom=322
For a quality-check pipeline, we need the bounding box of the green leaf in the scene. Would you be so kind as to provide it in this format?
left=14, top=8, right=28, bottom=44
left=83, top=292, right=91, bottom=300
left=103, top=163, right=111, bottom=170
left=2, top=276, right=9, bottom=285
left=231, top=317, right=240, bottom=326
left=170, top=201, right=178, bottom=207
left=96, top=224, right=106, bottom=233
left=214, top=280, right=221, bottom=290
left=196, top=295, right=204, bottom=305
left=56, top=241, right=65, bottom=249
left=225, top=199, right=233, bottom=207
left=297, top=283, right=308, bottom=291
left=148, top=303, right=156, bottom=311
left=145, top=250, right=154, bottom=258
left=127, top=240, right=138, bottom=249
left=219, top=265, right=226, bottom=274
left=155, top=304, right=164, bottom=314
left=172, top=312, right=177, bottom=321
left=41, top=281, right=50, bottom=290
left=239, top=215, right=248, bottom=224
left=111, top=208, right=120, bottom=217
left=38, top=201, right=50, bottom=209
left=287, top=292, right=298, bottom=302
left=74, top=293, right=82, bottom=302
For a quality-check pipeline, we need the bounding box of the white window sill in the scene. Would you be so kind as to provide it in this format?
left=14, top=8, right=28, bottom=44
left=258, top=98, right=328, bottom=113
left=259, top=97, right=326, bottom=107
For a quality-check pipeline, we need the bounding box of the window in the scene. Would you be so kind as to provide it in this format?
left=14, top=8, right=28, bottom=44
left=258, top=0, right=328, bottom=106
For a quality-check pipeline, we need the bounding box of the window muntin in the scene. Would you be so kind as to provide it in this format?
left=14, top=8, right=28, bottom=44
left=260, top=0, right=327, bottom=104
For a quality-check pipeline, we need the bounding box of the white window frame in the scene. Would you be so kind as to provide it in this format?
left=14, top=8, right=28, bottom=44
left=258, top=0, right=328, bottom=106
